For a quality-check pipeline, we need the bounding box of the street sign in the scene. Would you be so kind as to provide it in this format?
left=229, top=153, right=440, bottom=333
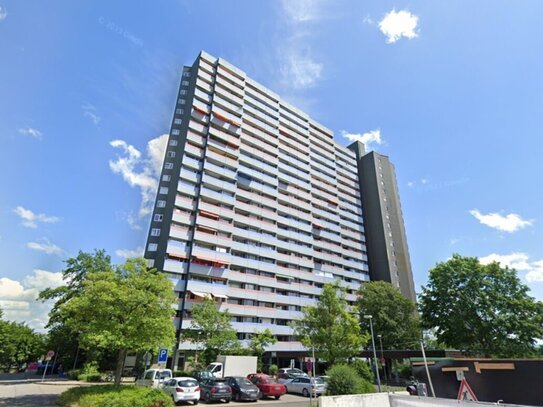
left=158, top=348, right=168, bottom=363
left=45, top=350, right=55, bottom=361
left=456, top=370, right=465, bottom=381
left=457, top=379, right=478, bottom=401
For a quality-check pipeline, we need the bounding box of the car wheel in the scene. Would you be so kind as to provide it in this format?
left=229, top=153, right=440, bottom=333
left=302, top=388, right=309, bottom=397
left=235, top=393, right=241, bottom=401
left=225, top=399, right=231, bottom=404
left=275, top=395, right=280, bottom=400
left=172, top=395, right=179, bottom=406
left=194, top=401, right=199, bottom=405
left=204, top=392, right=211, bottom=403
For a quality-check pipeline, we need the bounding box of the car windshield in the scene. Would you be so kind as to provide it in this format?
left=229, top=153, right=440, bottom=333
left=264, top=377, right=278, bottom=384
left=178, top=380, right=198, bottom=387
left=158, top=371, right=171, bottom=380
left=312, top=378, right=324, bottom=384
left=237, top=378, right=253, bottom=386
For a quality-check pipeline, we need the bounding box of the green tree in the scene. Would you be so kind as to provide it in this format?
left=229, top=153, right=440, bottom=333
left=357, top=281, right=420, bottom=350
left=0, top=310, right=46, bottom=372
left=292, top=282, right=367, bottom=366
left=56, top=258, right=176, bottom=386
left=325, top=364, right=374, bottom=395
left=182, top=297, right=238, bottom=365
left=419, top=254, right=543, bottom=357
left=249, top=328, right=277, bottom=371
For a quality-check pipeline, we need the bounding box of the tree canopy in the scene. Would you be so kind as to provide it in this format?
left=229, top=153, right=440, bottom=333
left=292, top=282, right=367, bottom=365
left=357, top=281, right=420, bottom=350
left=47, top=254, right=175, bottom=385
left=419, top=254, right=543, bottom=357
left=182, top=297, right=238, bottom=365
left=0, top=309, right=46, bottom=372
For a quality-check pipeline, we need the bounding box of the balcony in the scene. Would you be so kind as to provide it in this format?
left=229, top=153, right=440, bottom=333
left=242, top=114, right=279, bottom=139
left=187, top=131, right=204, bottom=147
left=175, top=195, right=196, bottom=211
left=238, top=165, right=277, bottom=187
left=186, top=279, right=228, bottom=298
left=179, top=169, right=200, bottom=184
left=214, top=84, right=244, bottom=107
left=207, top=137, right=240, bottom=157
left=188, top=120, right=207, bottom=135
left=177, top=181, right=198, bottom=197
left=163, top=258, right=188, bottom=274
left=172, top=210, right=194, bottom=226
left=311, top=206, right=340, bottom=224
left=205, top=148, right=238, bottom=168
left=237, top=175, right=277, bottom=197
left=193, top=230, right=231, bottom=248
left=167, top=240, right=190, bottom=258
left=229, top=255, right=276, bottom=275
left=198, top=200, right=235, bottom=220
left=202, top=172, right=237, bottom=193
left=169, top=224, right=191, bottom=241
left=194, top=87, right=213, bottom=104
left=235, top=188, right=277, bottom=208
left=238, top=153, right=276, bottom=176
left=200, top=187, right=236, bottom=206
left=208, top=125, right=241, bottom=147
left=215, top=75, right=244, bottom=98
left=184, top=143, right=204, bottom=159
left=195, top=77, right=213, bottom=94
left=197, top=69, right=214, bottom=85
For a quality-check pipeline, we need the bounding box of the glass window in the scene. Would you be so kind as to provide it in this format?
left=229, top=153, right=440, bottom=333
left=183, top=71, right=191, bottom=77
left=176, top=108, right=185, bottom=115
left=154, top=214, right=163, bottom=222
left=174, top=118, right=182, bottom=125
left=181, top=81, right=189, bottom=86
left=157, top=200, right=166, bottom=208
left=179, top=90, right=187, bottom=95
left=178, top=99, right=186, bottom=105
left=171, top=129, right=180, bottom=136
left=164, top=162, right=174, bottom=170
left=162, top=175, right=171, bottom=182
left=148, top=243, right=158, bottom=252
left=159, top=187, right=169, bottom=194
left=169, top=140, right=178, bottom=146
left=167, top=151, right=176, bottom=158
left=151, top=228, right=160, bottom=237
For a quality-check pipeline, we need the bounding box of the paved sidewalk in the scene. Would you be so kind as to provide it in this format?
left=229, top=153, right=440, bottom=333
left=0, top=382, right=80, bottom=406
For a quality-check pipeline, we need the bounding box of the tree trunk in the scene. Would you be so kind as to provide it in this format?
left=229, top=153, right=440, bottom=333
left=114, top=349, right=126, bottom=387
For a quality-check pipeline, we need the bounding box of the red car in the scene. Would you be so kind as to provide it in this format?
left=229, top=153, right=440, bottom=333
left=247, top=374, right=286, bottom=399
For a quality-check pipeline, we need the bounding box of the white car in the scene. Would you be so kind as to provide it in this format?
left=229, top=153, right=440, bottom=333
left=162, top=377, right=200, bottom=405
left=285, top=376, right=326, bottom=397
left=135, top=368, right=173, bottom=388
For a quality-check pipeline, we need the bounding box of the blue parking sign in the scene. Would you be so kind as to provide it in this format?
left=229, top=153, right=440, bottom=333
left=158, top=348, right=168, bottom=363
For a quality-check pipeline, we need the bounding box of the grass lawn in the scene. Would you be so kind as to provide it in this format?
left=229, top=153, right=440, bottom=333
left=58, top=384, right=174, bottom=407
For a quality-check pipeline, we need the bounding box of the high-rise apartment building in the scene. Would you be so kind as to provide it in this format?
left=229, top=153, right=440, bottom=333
left=144, top=51, right=414, bottom=368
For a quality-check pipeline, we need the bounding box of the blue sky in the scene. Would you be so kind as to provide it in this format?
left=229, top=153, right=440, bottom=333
left=1, top=0, right=543, bottom=330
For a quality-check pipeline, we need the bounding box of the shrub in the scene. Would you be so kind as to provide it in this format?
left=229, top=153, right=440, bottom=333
left=67, top=369, right=82, bottom=380
left=78, top=362, right=102, bottom=382
left=59, top=385, right=174, bottom=407
left=350, top=359, right=374, bottom=383
left=269, top=364, right=278, bottom=376
left=326, top=364, right=374, bottom=395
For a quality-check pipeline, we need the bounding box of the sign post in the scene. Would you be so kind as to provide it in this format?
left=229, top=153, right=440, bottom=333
left=41, top=350, right=55, bottom=382
left=158, top=348, right=168, bottom=368
left=457, top=379, right=478, bottom=401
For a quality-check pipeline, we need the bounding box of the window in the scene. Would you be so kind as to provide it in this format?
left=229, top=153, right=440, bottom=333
left=167, top=151, right=176, bottom=158
left=181, top=81, right=189, bottom=86
left=159, top=187, right=169, bottom=194
left=178, top=99, right=186, bottom=105
left=164, top=162, right=174, bottom=170
left=179, top=90, right=187, bottom=95
left=169, top=139, right=178, bottom=146
left=183, top=71, right=191, bottom=77
left=162, top=174, right=171, bottom=182
left=176, top=108, right=185, bottom=115
left=171, top=129, right=180, bottom=136
left=157, top=200, right=166, bottom=208
left=174, top=118, right=182, bottom=125
left=148, top=243, right=158, bottom=251
left=154, top=214, right=163, bottom=222
left=151, top=228, right=160, bottom=237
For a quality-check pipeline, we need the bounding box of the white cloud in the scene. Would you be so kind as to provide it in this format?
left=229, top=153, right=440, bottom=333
left=82, top=103, right=101, bottom=125
left=379, top=9, right=419, bottom=44
left=109, top=134, right=168, bottom=227
left=0, top=269, right=63, bottom=331
left=18, top=127, right=43, bottom=140
left=281, top=0, right=323, bottom=23
left=421, top=178, right=428, bottom=185
left=13, top=206, right=59, bottom=229
left=0, top=6, right=7, bottom=21
left=480, top=253, right=543, bottom=283
left=277, top=1, right=324, bottom=90
left=115, top=246, right=144, bottom=259
left=280, top=48, right=323, bottom=90
left=27, top=238, right=63, bottom=256
left=407, top=182, right=414, bottom=187
left=470, top=209, right=533, bottom=233
left=341, top=129, right=383, bottom=151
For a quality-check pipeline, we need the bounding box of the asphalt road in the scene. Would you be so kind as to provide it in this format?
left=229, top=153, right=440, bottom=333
left=0, top=379, right=312, bottom=407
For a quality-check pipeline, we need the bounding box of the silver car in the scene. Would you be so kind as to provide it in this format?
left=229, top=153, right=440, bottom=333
left=285, top=376, right=326, bottom=397
left=162, top=377, right=200, bottom=405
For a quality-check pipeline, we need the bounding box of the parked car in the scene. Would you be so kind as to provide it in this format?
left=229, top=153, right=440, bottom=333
left=224, top=376, right=260, bottom=402
left=278, top=368, right=307, bottom=377
left=135, top=369, right=173, bottom=388
left=193, top=370, right=215, bottom=383
left=277, top=372, right=299, bottom=384
left=199, top=378, right=232, bottom=403
left=247, top=373, right=286, bottom=400
left=285, top=376, right=326, bottom=397
left=162, top=377, right=200, bottom=405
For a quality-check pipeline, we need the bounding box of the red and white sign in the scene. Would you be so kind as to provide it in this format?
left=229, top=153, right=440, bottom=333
left=457, top=379, right=478, bottom=401
left=45, top=350, right=55, bottom=362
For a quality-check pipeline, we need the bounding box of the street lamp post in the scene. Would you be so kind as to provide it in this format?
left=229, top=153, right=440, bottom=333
left=364, top=315, right=381, bottom=392
left=377, top=334, right=387, bottom=388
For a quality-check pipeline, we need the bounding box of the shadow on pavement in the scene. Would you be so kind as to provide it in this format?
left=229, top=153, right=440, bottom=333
left=0, top=394, right=58, bottom=407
